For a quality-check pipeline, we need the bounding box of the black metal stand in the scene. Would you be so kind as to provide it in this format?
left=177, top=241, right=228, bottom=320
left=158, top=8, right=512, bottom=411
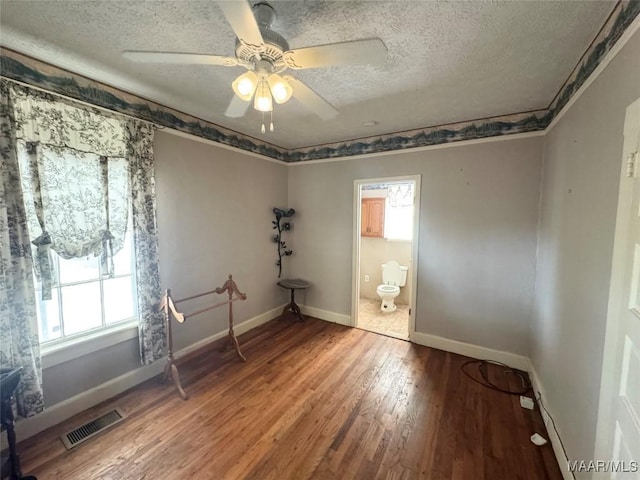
left=1, top=368, right=37, bottom=480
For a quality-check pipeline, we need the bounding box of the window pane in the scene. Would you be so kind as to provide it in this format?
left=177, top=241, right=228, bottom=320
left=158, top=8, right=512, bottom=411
left=112, top=231, right=132, bottom=275
left=61, top=283, right=102, bottom=335
left=384, top=204, right=414, bottom=241
left=103, top=276, right=135, bottom=324
left=59, top=255, right=100, bottom=284
left=36, top=289, right=61, bottom=343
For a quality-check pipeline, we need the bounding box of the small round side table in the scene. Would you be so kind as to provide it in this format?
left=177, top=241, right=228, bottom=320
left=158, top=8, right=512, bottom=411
left=277, top=278, right=309, bottom=322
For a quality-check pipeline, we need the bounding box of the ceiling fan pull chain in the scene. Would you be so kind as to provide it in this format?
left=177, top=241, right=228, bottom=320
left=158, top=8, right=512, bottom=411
left=261, top=111, right=266, bottom=134
left=270, top=111, right=274, bottom=132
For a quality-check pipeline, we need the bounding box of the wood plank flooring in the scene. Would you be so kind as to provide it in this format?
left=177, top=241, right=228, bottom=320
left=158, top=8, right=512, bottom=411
left=18, top=318, right=563, bottom=479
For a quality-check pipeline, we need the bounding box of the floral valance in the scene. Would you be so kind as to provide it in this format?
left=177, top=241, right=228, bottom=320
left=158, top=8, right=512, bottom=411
left=4, top=80, right=130, bottom=299
left=8, top=81, right=126, bottom=157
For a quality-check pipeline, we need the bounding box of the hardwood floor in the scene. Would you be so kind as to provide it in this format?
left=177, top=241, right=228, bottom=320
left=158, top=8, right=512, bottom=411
left=18, top=318, right=563, bottom=479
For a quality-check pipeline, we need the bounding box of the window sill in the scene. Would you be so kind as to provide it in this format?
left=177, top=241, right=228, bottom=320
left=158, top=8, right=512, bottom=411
left=41, top=320, right=139, bottom=369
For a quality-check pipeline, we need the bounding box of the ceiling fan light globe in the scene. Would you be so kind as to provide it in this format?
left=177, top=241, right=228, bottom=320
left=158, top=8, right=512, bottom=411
left=237, top=78, right=255, bottom=96
left=268, top=74, right=293, bottom=104
left=254, top=92, right=273, bottom=112
left=232, top=71, right=258, bottom=101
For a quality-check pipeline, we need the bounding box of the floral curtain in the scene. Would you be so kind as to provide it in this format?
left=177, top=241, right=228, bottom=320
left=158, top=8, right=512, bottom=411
left=3, top=78, right=165, bottom=373
left=0, top=82, right=45, bottom=417
left=127, top=120, right=165, bottom=364
left=10, top=83, right=129, bottom=299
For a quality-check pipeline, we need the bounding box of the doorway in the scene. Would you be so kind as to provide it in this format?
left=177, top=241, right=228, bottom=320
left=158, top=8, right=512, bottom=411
left=352, top=175, right=420, bottom=340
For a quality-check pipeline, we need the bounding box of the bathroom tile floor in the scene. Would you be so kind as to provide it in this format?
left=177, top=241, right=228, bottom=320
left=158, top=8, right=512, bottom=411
left=357, top=297, right=410, bottom=340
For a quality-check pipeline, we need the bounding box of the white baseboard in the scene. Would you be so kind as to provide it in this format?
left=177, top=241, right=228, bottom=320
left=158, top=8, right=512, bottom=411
left=172, top=303, right=285, bottom=360
left=529, top=364, right=574, bottom=480
left=14, top=360, right=164, bottom=442
left=411, top=331, right=531, bottom=372
left=13, top=305, right=284, bottom=442
left=299, top=304, right=352, bottom=326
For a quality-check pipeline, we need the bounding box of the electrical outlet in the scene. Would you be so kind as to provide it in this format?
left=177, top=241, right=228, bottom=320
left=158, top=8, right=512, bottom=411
left=364, top=275, right=370, bottom=282
left=520, top=396, right=534, bottom=410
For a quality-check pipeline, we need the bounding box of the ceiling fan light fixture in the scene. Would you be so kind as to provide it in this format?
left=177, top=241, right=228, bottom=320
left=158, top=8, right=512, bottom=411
left=254, top=79, right=273, bottom=112
left=267, top=74, right=293, bottom=104
left=232, top=71, right=258, bottom=101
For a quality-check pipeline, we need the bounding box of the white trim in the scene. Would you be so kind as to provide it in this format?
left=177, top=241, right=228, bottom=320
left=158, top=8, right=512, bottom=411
left=351, top=175, right=420, bottom=340
left=351, top=181, right=362, bottom=328
left=287, top=131, right=545, bottom=166
left=15, top=305, right=284, bottom=442
left=299, top=304, right=351, bottom=326
left=408, top=177, right=420, bottom=342
left=171, top=304, right=285, bottom=359
left=41, top=321, right=139, bottom=369
left=529, top=364, right=575, bottom=480
left=411, top=331, right=530, bottom=372
left=544, top=16, right=640, bottom=134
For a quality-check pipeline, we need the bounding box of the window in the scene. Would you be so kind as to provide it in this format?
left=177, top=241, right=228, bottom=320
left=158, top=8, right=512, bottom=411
left=5, top=82, right=162, bottom=368
left=384, top=183, right=414, bottom=241
left=35, top=219, right=137, bottom=344
left=14, top=134, right=137, bottom=345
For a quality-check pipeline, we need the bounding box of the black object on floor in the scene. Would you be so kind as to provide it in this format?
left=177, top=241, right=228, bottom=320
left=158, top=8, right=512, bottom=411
left=1, top=367, right=37, bottom=480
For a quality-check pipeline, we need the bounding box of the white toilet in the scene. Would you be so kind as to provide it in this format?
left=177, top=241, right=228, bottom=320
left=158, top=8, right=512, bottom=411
left=376, top=260, right=408, bottom=312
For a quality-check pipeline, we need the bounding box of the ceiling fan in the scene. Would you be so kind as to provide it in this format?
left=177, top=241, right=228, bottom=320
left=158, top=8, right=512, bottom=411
left=123, top=0, right=387, bottom=133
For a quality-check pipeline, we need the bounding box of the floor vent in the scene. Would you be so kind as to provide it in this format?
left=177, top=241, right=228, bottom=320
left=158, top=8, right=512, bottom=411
left=61, top=408, right=126, bottom=450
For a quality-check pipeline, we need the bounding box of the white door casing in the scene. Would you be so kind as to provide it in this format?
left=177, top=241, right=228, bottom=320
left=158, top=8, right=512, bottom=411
left=351, top=175, right=421, bottom=341
left=595, top=97, right=640, bottom=479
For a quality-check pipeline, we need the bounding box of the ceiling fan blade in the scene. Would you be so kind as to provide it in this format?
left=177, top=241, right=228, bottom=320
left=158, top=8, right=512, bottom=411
left=283, top=38, right=387, bottom=70
left=216, top=0, right=264, bottom=50
left=225, top=95, right=251, bottom=118
left=123, top=51, right=238, bottom=66
left=286, top=77, right=338, bottom=120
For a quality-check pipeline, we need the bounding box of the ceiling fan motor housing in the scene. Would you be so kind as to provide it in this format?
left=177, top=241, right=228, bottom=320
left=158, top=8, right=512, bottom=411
left=235, top=1, right=289, bottom=70
left=253, top=1, right=276, bottom=28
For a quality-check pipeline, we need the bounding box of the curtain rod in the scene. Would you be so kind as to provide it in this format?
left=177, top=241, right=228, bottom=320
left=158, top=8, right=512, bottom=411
left=1, top=76, right=161, bottom=128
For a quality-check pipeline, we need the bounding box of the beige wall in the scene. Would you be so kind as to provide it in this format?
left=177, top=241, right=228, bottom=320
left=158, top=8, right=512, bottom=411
left=154, top=132, right=290, bottom=349
left=360, top=238, right=412, bottom=304
left=531, top=30, right=640, bottom=472
left=288, top=136, right=542, bottom=356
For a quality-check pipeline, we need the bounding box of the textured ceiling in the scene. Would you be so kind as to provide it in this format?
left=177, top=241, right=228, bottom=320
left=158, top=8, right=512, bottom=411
left=0, top=0, right=616, bottom=149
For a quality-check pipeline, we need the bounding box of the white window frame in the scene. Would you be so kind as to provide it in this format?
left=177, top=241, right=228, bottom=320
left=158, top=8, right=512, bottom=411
left=36, top=229, right=140, bottom=366
left=38, top=244, right=140, bottom=367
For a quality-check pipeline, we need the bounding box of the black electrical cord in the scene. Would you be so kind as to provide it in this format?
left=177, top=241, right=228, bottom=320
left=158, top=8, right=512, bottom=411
left=461, top=360, right=573, bottom=471
left=535, top=392, right=572, bottom=467
left=461, top=359, right=532, bottom=395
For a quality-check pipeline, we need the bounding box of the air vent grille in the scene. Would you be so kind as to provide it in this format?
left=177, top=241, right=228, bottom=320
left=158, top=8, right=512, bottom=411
left=61, top=408, right=126, bottom=450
